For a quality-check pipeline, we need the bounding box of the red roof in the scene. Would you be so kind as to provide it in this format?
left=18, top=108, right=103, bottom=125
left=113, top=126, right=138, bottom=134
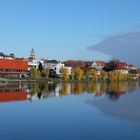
left=114, top=63, right=127, bottom=70
left=95, top=61, right=106, bottom=67
left=0, top=59, right=28, bottom=70
left=64, top=60, right=85, bottom=68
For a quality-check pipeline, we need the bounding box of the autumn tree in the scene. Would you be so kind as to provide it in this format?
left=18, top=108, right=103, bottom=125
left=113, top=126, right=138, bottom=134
left=59, top=67, right=69, bottom=80
left=71, top=68, right=75, bottom=80
left=101, top=71, right=108, bottom=81
left=108, top=71, right=129, bottom=81
left=89, top=69, right=98, bottom=81
left=72, top=68, right=83, bottom=81
left=31, top=67, right=40, bottom=79
left=108, top=71, right=117, bottom=81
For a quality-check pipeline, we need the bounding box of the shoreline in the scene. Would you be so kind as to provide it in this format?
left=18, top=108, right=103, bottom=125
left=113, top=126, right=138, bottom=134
left=0, top=77, right=140, bottom=84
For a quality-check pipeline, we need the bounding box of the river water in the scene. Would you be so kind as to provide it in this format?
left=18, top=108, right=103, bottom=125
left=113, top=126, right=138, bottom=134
left=0, top=82, right=140, bottom=140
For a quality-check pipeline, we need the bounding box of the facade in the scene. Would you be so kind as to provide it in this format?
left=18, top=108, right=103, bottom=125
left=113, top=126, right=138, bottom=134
left=28, top=58, right=45, bottom=70
left=0, top=58, right=28, bottom=78
left=114, top=69, right=129, bottom=74
left=129, top=69, right=139, bottom=80
left=45, top=60, right=72, bottom=76
left=45, top=60, right=64, bottom=75
left=91, top=61, right=106, bottom=76
left=128, top=64, right=137, bottom=70
left=91, top=61, right=106, bottom=70
left=113, top=63, right=128, bottom=74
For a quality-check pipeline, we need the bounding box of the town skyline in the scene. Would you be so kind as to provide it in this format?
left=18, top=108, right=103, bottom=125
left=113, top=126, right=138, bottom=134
left=0, top=1, right=140, bottom=139
left=0, top=0, right=140, bottom=63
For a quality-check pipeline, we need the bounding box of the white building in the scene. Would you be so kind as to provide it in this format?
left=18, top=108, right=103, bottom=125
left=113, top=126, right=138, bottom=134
left=91, top=61, right=106, bottom=70
left=44, top=60, right=72, bottom=76
left=114, top=63, right=129, bottom=74
left=128, top=64, right=137, bottom=70
left=91, top=61, right=106, bottom=76
left=28, top=59, right=45, bottom=70
left=28, top=49, right=45, bottom=70
left=114, top=69, right=129, bottom=74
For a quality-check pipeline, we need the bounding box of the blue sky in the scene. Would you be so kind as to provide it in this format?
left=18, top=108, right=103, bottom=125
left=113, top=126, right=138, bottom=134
left=0, top=0, right=140, bottom=60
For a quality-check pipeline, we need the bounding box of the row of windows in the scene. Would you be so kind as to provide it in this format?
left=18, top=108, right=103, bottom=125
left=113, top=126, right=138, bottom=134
left=0, top=74, right=24, bottom=78
left=0, top=69, right=27, bottom=72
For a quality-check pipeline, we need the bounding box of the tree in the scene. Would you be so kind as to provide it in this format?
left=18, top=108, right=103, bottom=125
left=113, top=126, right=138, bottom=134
left=38, top=62, right=43, bottom=72
left=108, top=71, right=117, bottom=81
left=41, top=68, right=49, bottom=77
left=31, top=67, right=40, bottom=79
left=89, top=69, right=98, bottom=81
left=101, top=71, right=107, bottom=81
left=108, top=71, right=129, bottom=81
left=105, top=59, right=119, bottom=72
left=71, top=68, right=75, bottom=80
left=59, top=67, right=69, bottom=80
left=36, top=70, right=41, bottom=79
left=72, top=68, right=83, bottom=81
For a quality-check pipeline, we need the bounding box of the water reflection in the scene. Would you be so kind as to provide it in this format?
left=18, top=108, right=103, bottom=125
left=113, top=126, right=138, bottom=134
left=0, top=84, right=28, bottom=102
left=0, top=81, right=140, bottom=103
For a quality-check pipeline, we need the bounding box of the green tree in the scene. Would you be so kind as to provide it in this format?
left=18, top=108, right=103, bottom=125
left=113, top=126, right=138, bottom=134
left=38, top=62, right=43, bottom=72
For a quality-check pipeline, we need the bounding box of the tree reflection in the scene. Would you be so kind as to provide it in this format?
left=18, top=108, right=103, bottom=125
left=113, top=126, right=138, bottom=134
left=70, top=82, right=84, bottom=94
left=0, top=81, right=139, bottom=102
left=59, top=83, right=68, bottom=97
left=26, top=81, right=140, bottom=101
left=106, top=82, right=126, bottom=100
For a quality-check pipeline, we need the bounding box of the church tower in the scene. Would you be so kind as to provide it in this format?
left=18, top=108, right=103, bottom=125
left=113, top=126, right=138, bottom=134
left=29, top=48, right=36, bottom=59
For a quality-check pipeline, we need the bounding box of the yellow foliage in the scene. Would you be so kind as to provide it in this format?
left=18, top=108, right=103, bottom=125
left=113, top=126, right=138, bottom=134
left=70, top=83, right=84, bottom=94
left=31, top=84, right=40, bottom=96
left=59, top=83, right=68, bottom=96
left=108, top=71, right=129, bottom=81
left=31, top=67, right=40, bottom=79
left=89, top=69, right=98, bottom=80
left=101, top=71, right=107, bottom=81
left=59, top=67, right=69, bottom=80
left=72, top=68, right=83, bottom=81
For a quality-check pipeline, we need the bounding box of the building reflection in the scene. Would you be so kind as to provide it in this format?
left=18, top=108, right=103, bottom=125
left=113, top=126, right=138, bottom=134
left=0, top=81, right=139, bottom=103
left=0, top=84, right=28, bottom=102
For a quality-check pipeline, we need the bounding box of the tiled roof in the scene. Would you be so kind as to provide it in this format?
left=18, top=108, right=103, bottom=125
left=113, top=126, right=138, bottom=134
left=0, top=58, right=28, bottom=70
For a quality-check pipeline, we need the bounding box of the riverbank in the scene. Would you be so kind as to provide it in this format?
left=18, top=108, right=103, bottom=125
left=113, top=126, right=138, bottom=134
left=1, top=77, right=140, bottom=84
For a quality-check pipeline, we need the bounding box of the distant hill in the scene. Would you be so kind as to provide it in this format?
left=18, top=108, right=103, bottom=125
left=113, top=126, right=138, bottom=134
left=87, top=31, right=140, bottom=67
